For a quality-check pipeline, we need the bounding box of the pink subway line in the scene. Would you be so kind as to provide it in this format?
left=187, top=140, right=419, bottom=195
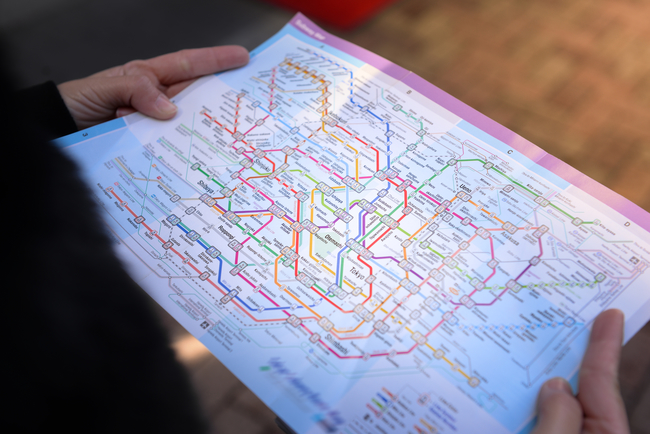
left=269, top=68, right=276, bottom=110
left=236, top=271, right=282, bottom=309
left=299, top=297, right=426, bottom=359
left=466, top=271, right=504, bottom=307
left=426, top=281, right=440, bottom=293
left=328, top=294, right=417, bottom=343
left=394, top=175, right=417, bottom=190
left=238, top=274, right=256, bottom=288
left=232, top=144, right=255, bottom=161
left=242, top=114, right=270, bottom=136
left=418, top=191, right=441, bottom=206
left=259, top=289, right=281, bottom=307
left=484, top=268, right=496, bottom=284
left=497, top=287, right=510, bottom=299
left=253, top=216, right=273, bottom=236
left=320, top=338, right=419, bottom=360
left=239, top=217, right=273, bottom=250
left=240, top=178, right=274, bottom=203
left=453, top=211, right=479, bottom=229
left=450, top=234, right=478, bottom=258
left=425, top=319, right=445, bottom=338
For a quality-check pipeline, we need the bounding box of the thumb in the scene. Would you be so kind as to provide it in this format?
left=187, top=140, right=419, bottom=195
left=531, top=378, right=582, bottom=434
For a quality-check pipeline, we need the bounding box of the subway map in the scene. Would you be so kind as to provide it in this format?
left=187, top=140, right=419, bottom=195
left=58, top=16, right=650, bottom=434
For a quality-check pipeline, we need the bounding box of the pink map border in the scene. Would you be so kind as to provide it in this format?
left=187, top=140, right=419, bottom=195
left=289, top=13, right=649, bottom=232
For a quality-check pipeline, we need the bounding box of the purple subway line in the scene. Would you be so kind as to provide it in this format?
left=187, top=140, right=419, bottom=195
left=233, top=209, right=268, bottom=214
left=319, top=220, right=337, bottom=229
left=361, top=211, right=369, bottom=247
left=215, top=203, right=228, bottom=213
left=515, top=264, right=532, bottom=281
left=373, top=255, right=426, bottom=281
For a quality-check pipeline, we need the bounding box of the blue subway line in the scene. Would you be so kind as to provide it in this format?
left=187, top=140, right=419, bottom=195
left=335, top=189, right=389, bottom=286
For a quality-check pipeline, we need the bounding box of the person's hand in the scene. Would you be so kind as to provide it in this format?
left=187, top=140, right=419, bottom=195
left=532, top=309, right=629, bottom=434
left=58, top=46, right=249, bottom=129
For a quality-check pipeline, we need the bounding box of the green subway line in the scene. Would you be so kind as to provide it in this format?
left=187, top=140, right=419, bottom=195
left=250, top=167, right=271, bottom=176
left=358, top=221, right=383, bottom=243
left=413, top=164, right=448, bottom=194
left=289, top=169, right=318, bottom=184
left=427, top=246, right=445, bottom=259
left=220, top=255, right=235, bottom=267
left=388, top=202, right=403, bottom=217
left=180, top=124, right=238, bottom=164
left=158, top=137, right=188, bottom=161
left=451, top=158, right=580, bottom=221
left=397, top=227, right=411, bottom=237
left=235, top=222, right=278, bottom=257
left=356, top=202, right=404, bottom=244
left=380, top=88, right=423, bottom=129
left=320, top=191, right=335, bottom=213
left=197, top=167, right=225, bottom=189
left=492, top=168, right=540, bottom=198
left=548, top=203, right=574, bottom=219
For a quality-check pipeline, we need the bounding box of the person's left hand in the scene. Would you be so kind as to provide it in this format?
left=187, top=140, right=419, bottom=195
left=58, top=46, right=249, bottom=129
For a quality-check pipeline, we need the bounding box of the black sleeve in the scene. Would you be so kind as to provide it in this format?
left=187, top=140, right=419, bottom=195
left=3, top=52, right=208, bottom=433
left=15, top=80, right=78, bottom=140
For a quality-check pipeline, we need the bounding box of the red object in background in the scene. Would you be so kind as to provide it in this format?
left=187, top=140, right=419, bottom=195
left=263, top=0, right=397, bottom=30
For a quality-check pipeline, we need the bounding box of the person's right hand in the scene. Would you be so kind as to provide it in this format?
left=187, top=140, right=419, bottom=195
left=532, top=309, right=629, bottom=434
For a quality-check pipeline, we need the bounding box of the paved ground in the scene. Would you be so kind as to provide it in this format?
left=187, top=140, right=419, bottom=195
left=4, top=0, right=648, bottom=432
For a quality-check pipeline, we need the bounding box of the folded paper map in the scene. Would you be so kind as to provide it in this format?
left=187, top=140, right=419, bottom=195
left=56, top=13, right=650, bottom=434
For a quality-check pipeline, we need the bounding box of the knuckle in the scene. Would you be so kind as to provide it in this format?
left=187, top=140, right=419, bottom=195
left=131, top=75, right=153, bottom=89
left=122, top=59, right=147, bottom=75
left=176, top=50, right=194, bottom=75
left=116, top=76, right=158, bottom=106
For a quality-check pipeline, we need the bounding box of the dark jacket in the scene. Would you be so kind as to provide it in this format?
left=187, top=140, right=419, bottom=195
left=2, top=48, right=207, bottom=434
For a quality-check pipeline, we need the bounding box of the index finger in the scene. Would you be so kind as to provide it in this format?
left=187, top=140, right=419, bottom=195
left=146, top=46, right=249, bottom=85
left=578, top=309, right=628, bottom=430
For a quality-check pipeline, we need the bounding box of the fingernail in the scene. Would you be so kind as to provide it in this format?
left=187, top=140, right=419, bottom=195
left=607, top=308, right=624, bottom=320
left=155, top=94, right=177, bottom=116
left=232, top=46, right=250, bottom=65
left=544, top=377, right=573, bottom=394
left=537, top=378, right=571, bottom=405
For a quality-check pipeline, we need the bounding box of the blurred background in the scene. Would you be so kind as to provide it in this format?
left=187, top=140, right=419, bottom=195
left=3, top=0, right=648, bottom=432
